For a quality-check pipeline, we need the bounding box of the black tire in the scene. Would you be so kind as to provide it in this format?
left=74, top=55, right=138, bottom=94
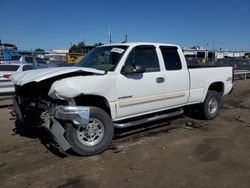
left=200, top=90, right=222, bottom=120
left=65, top=107, right=114, bottom=156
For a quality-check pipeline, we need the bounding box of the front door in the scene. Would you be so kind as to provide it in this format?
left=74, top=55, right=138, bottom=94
left=115, top=45, right=165, bottom=120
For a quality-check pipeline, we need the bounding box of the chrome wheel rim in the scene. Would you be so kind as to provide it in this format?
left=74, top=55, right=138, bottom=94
left=208, top=97, right=218, bottom=115
left=77, top=118, right=104, bottom=146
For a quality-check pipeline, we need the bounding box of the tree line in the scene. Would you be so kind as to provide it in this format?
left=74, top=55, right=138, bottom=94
left=34, top=41, right=103, bottom=54
left=69, top=42, right=103, bottom=54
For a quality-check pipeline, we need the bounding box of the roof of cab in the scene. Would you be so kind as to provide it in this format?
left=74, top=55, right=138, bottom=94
left=102, top=42, right=180, bottom=48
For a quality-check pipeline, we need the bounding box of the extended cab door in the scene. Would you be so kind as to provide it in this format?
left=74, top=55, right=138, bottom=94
left=159, top=46, right=189, bottom=108
left=115, top=45, right=165, bottom=120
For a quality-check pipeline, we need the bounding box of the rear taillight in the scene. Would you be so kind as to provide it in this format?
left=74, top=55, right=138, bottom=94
left=3, top=74, right=12, bottom=78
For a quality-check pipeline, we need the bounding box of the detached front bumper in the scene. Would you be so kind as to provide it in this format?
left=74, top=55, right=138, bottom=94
left=53, top=106, right=90, bottom=151
left=12, top=99, right=90, bottom=152
left=13, top=96, right=24, bottom=122
left=54, top=106, right=90, bottom=125
left=50, top=106, right=90, bottom=151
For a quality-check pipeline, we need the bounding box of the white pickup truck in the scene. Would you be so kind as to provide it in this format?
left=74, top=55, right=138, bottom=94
left=1, top=55, right=48, bottom=69
left=11, top=42, right=233, bottom=156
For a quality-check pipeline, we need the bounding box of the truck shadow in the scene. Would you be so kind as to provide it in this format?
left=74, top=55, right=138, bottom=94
left=12, top=112, right=204, bottom=157
left=183, top=106, right=205, bottom=120
left=0, top=104, right=11, bottom=108
left=113, top=115, right=185, bottom=141
left=13, top=120, right=69, bottom=158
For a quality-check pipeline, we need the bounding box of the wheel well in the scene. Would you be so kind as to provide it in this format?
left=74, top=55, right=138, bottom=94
left=208, top=82, right=224, bottom=95
left=74, top=95, right=111, bottom=116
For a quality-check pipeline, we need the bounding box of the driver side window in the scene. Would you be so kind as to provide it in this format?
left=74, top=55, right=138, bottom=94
left=125, top=46, right=160, bottom=72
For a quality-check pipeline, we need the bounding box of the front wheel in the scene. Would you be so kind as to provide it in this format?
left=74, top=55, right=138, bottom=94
left=200, top=91, right=222, bottom=120
left=65, top=107, right=114, bottom=156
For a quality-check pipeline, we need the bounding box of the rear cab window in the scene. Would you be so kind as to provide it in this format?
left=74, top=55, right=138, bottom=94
left=23, top=65, right=34, bottom=71
left=25, top=56, right=34, bottom=63
left=160, top=46, right=182, bottom=71
left=125, top=45, right=160, bottom=72
left=36, top=58, right=47, bottom=64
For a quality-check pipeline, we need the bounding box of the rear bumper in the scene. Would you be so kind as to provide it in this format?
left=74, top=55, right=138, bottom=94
left=0, top=91, right=15, bottom=96
left=0, top=80, right=15, bottom=95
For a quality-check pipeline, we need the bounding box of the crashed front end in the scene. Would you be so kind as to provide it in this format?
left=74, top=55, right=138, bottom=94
left=11, top=68, right=100, bottom=152
left=13, top=98, right=89, bottom=152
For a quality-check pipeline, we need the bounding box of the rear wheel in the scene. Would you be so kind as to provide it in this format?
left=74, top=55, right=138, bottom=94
left=200, top=91, right=222, bottom=120
left=65, top=107, right=114, bottom=156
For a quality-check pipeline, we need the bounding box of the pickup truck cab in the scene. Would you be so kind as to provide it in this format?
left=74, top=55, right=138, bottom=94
left=11, top=42, right=233, bottom=156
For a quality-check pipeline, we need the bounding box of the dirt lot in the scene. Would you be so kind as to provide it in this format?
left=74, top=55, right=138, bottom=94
left=0, top=80, right=250, bottom=188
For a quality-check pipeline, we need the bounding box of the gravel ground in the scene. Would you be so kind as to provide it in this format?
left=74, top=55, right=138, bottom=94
left=0, top=80, right=250, bottom=188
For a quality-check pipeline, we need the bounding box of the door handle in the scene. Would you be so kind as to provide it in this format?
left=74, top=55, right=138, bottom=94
left=156, top=77, right=165, bottom=83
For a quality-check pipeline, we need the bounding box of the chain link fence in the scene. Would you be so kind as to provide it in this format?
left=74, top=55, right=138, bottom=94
left=1, top=49, right=250, bottom=105
left=0, top=50, right=86, bottom=105
left=216, top=58, right=250, bottom=70
left=186, top=57, right=250, bottom=70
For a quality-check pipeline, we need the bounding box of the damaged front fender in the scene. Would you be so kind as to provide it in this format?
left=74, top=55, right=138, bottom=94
left=48, top=74, right=116, bottom=101
left=48, top=78, right=83, bottom=100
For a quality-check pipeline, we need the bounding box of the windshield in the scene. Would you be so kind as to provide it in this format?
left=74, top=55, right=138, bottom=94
left=75, top=45, right=128, bottom=71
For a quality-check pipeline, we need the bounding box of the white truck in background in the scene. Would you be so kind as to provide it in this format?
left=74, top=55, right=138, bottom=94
left=0, top=55, right=47, bottom=96
left=1, top=55, right=48, bottom=68
left=11, top=42, right=233, bottom=156
left=0, top=63, right=34, bottom=96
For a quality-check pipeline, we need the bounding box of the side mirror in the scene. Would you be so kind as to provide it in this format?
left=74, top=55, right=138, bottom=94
left=134, top=65, right=145, bottom=73
left=122, top=65, right=145, bottom=75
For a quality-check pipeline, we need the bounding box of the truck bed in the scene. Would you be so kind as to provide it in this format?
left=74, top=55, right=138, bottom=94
left=187, top=66, right=233, bottom=104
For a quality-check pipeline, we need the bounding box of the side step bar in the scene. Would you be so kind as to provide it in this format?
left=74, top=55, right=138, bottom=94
left=114, top=108, right=184, bottom=129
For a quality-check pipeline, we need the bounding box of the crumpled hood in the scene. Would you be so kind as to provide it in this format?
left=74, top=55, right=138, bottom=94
left=11, top=67, right=105, bottom=86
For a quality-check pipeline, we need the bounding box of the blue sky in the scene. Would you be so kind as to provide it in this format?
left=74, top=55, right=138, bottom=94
left=1, top=0, right=249, bottom=50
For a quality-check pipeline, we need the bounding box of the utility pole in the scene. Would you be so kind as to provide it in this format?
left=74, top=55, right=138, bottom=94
left=220, top=42, right=223, bottom=51
left=108, top=25, right=112, bottom=44
left=125, top=34, right=128, bottom=43
left=122, top=34, right=128, bottom=43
